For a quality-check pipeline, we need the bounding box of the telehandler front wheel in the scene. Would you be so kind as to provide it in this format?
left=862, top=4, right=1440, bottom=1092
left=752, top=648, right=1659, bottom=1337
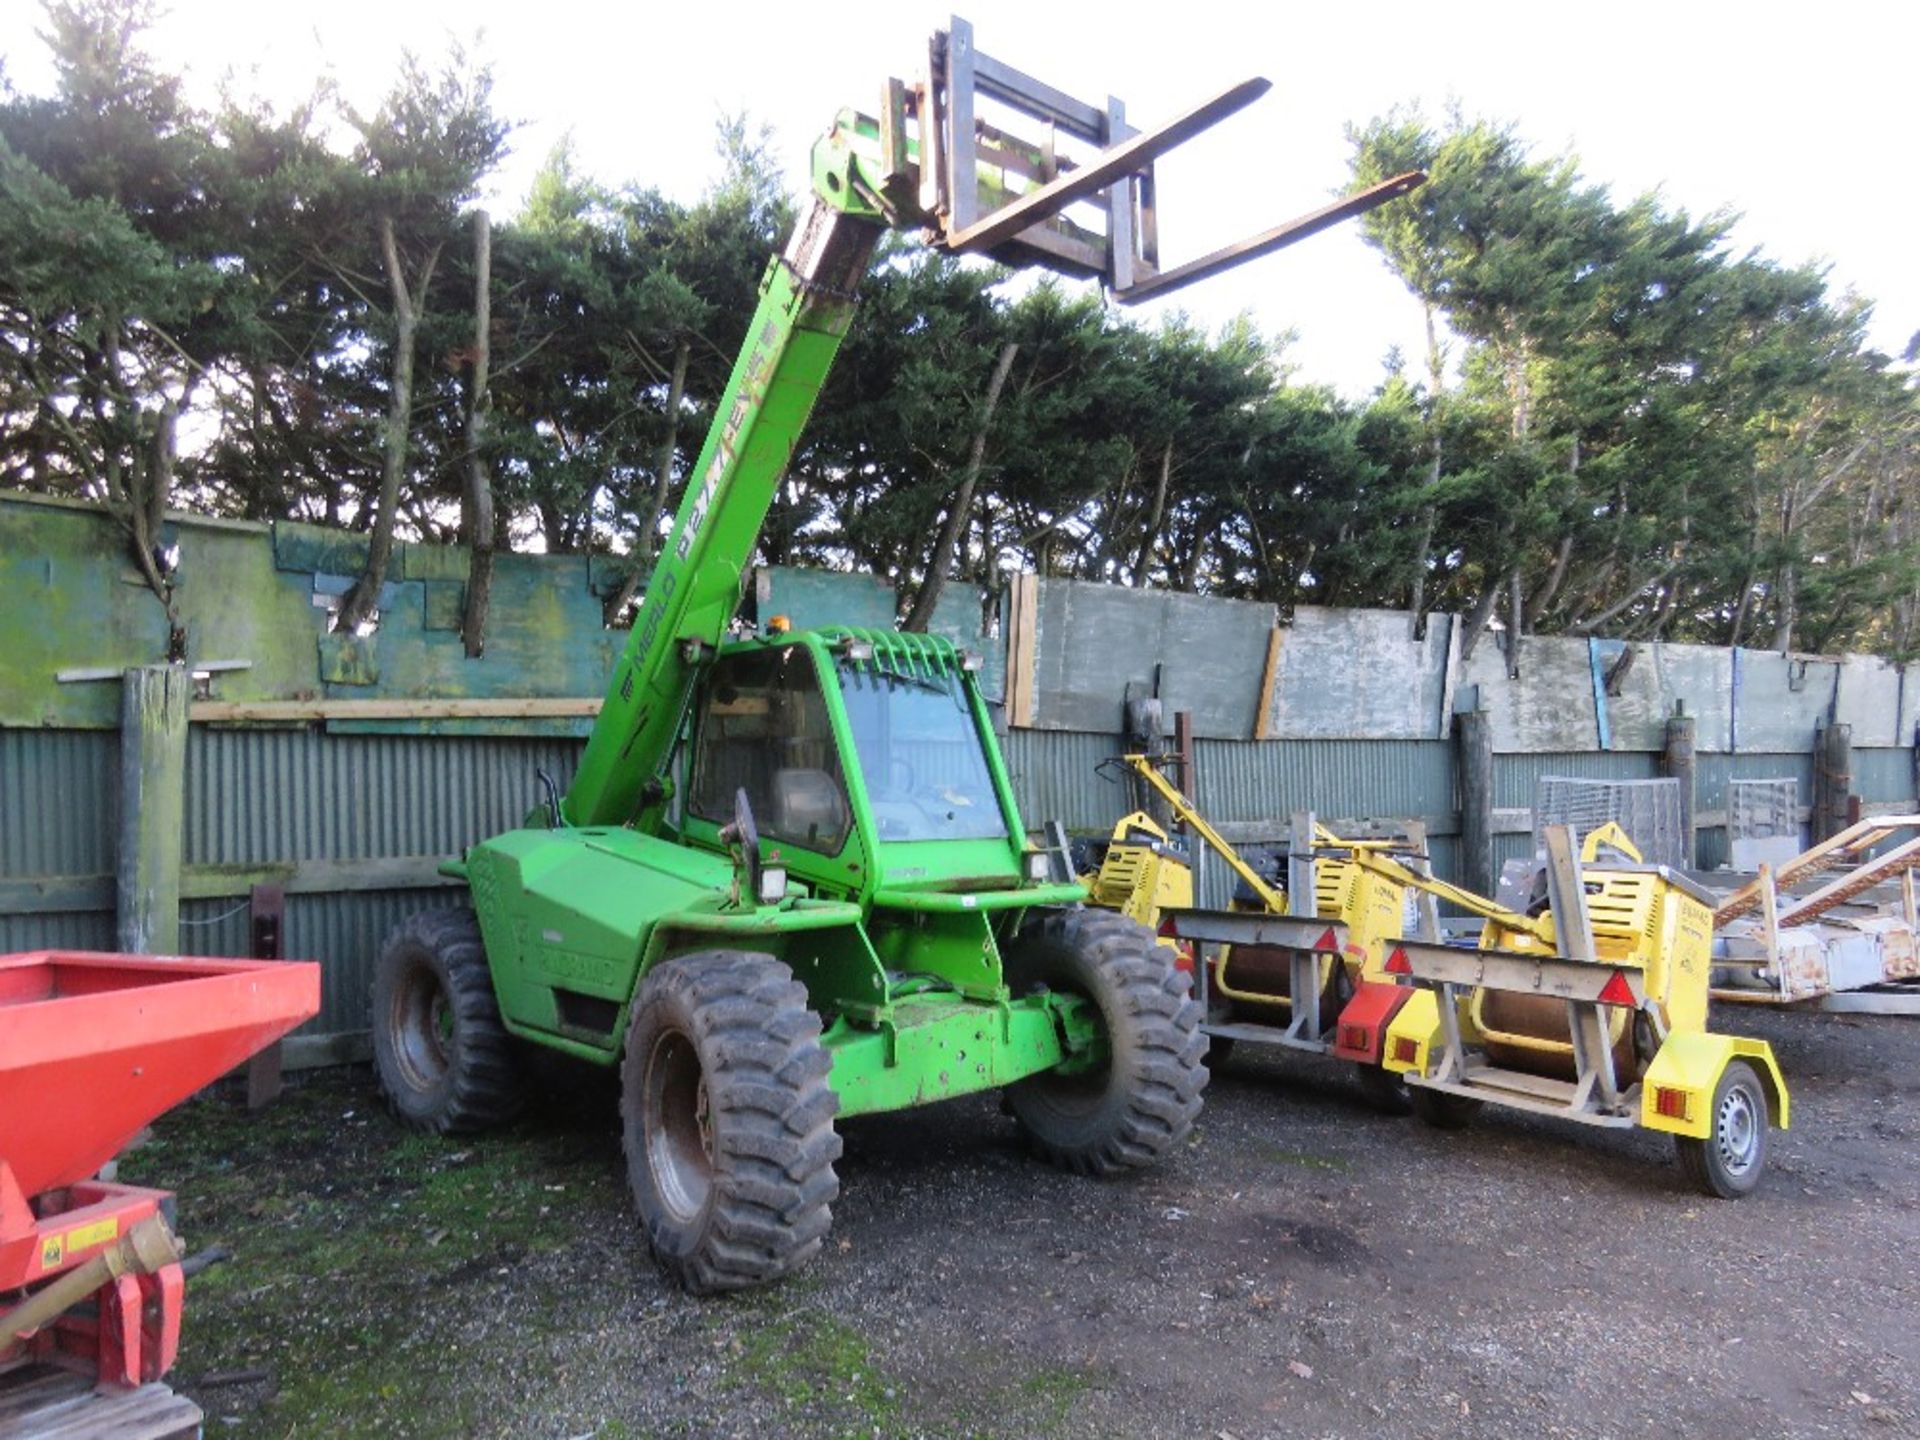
left=1004, top=909, right=1207, bottom=1176
left=621, top=951, right=841, bottom=1294
left=1674, top=1059, right=1769, bottom=1199
left=371, top=907, right=523, bottom=1134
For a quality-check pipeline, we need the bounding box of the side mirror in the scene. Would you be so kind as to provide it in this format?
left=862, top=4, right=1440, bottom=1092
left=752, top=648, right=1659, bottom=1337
left=718, top=788, right=786, bottom=907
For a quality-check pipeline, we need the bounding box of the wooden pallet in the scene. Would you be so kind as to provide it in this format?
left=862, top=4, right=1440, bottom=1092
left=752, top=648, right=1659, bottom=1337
left=0, top=1363, right=201, bottom=1440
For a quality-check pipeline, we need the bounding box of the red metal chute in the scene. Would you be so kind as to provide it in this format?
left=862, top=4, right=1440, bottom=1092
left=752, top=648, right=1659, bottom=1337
left=1, top=950, right=319, bottom=1390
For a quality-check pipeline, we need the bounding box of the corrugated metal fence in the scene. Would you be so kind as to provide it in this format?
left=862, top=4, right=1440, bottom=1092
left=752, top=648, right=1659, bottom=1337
left=2, top=722, right=1913, bottom=1053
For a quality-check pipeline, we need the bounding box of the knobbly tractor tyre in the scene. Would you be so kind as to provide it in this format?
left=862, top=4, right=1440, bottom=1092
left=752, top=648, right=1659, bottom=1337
left=371, top=906, right=523, bottom=1134
left=621, top=951, right=841, bottom=1294
left=1353, top=1062, right=1413, bottom=1116
left=1674, top=1059, right=1769, bottom=1199
left=1003, top=908, right=1207, bottom=1175
left=1409, top=1085, right=1482, bottom=1131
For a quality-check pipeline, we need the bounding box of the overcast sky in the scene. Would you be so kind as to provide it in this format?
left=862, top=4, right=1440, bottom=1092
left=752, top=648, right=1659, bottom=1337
left=4, top=0, right=1914, bottom=398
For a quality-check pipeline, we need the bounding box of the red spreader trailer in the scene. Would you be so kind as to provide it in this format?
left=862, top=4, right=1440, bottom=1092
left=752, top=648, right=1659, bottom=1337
left=0, top=950, right=319, bottom=1434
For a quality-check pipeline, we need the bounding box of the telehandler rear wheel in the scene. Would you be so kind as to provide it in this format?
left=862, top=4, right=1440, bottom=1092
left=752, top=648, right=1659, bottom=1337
left=1004, top=909, right=1207, bottom=1175
left=621, top=951, right=841, bottom=1294
left=371, top=906, right=523, bottom=1134
left=1674, top=1059, right=1768, bottom=1199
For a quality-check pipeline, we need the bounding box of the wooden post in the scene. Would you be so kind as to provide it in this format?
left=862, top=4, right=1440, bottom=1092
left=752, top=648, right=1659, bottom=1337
left=1663, top=710, right=1698, bottom=867
left=1911, top=720, right=1919, bottom=810
left=1252, top=626, right=1284, bottom=740
left=1003, top=572, right=1039, bottom=729
left=1813, top=721, right=1853, bottom=843
left=1456, top=707, right=1494, bottom=899
left=1173, top=710, right=1196, bottom=834
left=117, top=665, right=191, bottom=953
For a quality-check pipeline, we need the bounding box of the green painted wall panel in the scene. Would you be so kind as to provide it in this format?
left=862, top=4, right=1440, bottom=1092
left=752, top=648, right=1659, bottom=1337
left=0, top=493, right=620, bottom=732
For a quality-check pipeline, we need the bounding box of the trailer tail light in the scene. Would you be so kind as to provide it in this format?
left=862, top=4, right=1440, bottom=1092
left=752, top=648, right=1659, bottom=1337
left=1654, top=1086, right=1690, bottom=1121
left=1597, top=969, right=1637, bottom=1007
left=1340, top=1025, right=1368, bottom=1053
left=1384, top=947, right=1412, bottom=976
left=1391, top=1036, right=1419, bottom=1066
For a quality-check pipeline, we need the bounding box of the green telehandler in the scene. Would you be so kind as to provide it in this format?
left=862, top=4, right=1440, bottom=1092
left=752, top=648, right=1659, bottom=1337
left=369, top=17, right=1423, bottom=1292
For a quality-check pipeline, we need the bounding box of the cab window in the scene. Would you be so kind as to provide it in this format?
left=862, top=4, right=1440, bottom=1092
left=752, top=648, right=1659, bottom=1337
left=688, top=647, right=852, bottom=853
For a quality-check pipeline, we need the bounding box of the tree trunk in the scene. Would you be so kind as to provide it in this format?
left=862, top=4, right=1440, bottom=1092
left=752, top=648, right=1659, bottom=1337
left=903, top=340, right=1017, bottom=632
left=1129, top=439, right=1175, bottom=585
left=637, top=337, right=691, bottom=565
left=339, top=215, right=437, bottom=635
left=1505, top=570, right=1524, bottom=676
left=1455, top=567, right=1510, bottom=664
left=1769, top=481, right=1798, bottom=654
left=1088, top=458, right=1135, bottom=582
left=98, top=314, right=187, bottom=659
left=1527, top=437, right=1579, bottom=628
left=1408, top=299, right=1446, bottom=636
left=462, top=211, right=494, bottom=658
left=604, top=337, right=692, bottom=625
left=1771, top=561, right=1796, bottom=654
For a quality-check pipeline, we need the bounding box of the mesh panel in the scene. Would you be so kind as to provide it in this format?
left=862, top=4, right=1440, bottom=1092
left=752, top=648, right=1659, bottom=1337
left=1729, top=779, right=1798, bottom=840
left=1533, top=776, right=1685, bottom=869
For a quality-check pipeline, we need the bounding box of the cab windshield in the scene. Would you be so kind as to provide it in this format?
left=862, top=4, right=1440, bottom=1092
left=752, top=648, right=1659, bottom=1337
left=835, top=662, right=1006, bottom=841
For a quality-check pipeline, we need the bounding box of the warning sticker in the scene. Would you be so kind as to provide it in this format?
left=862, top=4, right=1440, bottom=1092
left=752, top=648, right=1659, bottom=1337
left=64, top=1218, right=118, bottom=1253
left=36, top=1218, right=118, bottom=1274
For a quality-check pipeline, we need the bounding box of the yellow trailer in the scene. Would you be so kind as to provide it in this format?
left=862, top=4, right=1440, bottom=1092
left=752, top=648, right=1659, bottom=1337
left=1377, top=824, right=1789, bottom=1197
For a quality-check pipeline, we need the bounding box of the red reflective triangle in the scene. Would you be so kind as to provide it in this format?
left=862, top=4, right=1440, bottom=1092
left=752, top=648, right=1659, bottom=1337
left=1384, top=946, right=1412, bottom=975
left=1315, top=927, right=1340, bottom=953
left=1597, top=969, right=1637, bottom=1007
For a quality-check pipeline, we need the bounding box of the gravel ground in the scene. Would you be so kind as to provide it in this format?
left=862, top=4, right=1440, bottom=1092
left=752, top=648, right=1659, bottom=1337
left=129, top=1004, right=1920, bottom=1439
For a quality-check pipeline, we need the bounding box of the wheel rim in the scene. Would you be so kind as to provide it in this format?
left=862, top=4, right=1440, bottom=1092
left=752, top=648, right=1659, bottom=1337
left=645, top=1031, right=714, bottom=1222
left=1715, top=1082, right=1761, bottom=1176
left=391, top=957, right=454, bottom=1093
left=1035, top=983, right=1113, bottom=1107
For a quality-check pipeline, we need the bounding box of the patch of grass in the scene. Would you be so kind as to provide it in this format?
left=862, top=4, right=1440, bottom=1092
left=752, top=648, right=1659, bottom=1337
left=1018, top=1366, right=1093, bottom=1430
left=112, top=1071, right=626, bottom=1437
left=1255, top=1143, right=1350, bottom=1172
left=738, top=1310, right=901, bottom=1431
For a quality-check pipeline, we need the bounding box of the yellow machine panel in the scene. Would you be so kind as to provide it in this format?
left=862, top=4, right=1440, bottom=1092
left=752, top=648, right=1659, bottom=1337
left=1082, top=811, right=1193, bottom=955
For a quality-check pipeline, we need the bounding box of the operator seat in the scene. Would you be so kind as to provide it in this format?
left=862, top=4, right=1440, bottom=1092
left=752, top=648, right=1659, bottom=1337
left=772, top=768, right=849, bottom=847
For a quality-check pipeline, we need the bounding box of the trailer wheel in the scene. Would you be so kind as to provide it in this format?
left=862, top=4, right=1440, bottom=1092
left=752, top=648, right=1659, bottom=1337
left=1004, top=909, right=1207, bottom=1175
left=1354, top=1063, right=1413, bottom=1115
left=1674, top=1059, right=1768, bottom=1199
left=371, top=907, right=522, bottom=1134
left=1410, top=1086, right=1482, bottom=1130
left=621, top=951, right=841, bottom=1294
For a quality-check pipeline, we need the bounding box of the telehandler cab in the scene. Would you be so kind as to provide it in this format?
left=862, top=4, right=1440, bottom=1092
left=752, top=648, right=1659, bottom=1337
left=369, top=17, right=1422, bottom=1291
